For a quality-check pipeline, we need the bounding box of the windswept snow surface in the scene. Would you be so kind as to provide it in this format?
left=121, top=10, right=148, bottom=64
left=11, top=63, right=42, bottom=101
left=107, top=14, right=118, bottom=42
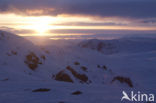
left=0, top=30, right=156, bottom=103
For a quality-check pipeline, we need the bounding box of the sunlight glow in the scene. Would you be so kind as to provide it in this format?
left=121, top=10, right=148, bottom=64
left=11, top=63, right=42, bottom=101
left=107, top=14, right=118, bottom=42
left=20, top=16, right=55, bottom=36
left=0, top=13, right=156, bottom=36
left=28, top=18, right=52, bottom=36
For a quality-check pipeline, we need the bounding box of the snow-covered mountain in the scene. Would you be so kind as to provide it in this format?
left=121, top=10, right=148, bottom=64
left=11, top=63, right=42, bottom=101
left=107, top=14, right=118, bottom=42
left=79, top=38, right=156, bottom=54
left=0, top=30, right=156, bottom=103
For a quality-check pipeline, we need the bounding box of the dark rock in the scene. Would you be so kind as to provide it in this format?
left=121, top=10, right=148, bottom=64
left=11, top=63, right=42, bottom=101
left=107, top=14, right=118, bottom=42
left=32, top=88, right=50, bottom=92
left=72, top=91, right=82, bottom=95
left=111, top=76, right=133, bottom=88
left=74, top=61, right=80, bottom=65
left=81, top=66, right=88, bottom=72
left=102, top=65, right=107, bottom=70
left=24, top=52, right=42, bottom=70
left=97, top=65, right=108, bottom=71
left=55, top=70, right=73, bottom=83
left=66, top=66, right=88, bottom=83
left=58, top=101, right=65, bottom=103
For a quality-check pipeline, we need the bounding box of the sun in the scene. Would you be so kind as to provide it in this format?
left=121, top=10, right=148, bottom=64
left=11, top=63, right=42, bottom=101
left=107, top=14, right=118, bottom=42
left=19, top=16, right=56, bottom=36
left=32, top=22, right=50, bottom=36
left=30, top=17, right=52, bottom=36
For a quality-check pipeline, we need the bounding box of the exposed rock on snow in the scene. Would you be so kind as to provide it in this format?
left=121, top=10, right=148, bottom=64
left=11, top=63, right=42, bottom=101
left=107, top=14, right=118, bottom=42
left=97, top=65, right=107, bottom=70
left=32, top=88, right=51, bottom=92
left=55, top=70, right=74, bottom=83
left=24, top=52, right=43, bottom=70
left=74, top=61, right=80, bottom=65
left=111, top=76, right=133, bottom=88
left=66, top=66, right=89, bottom=83
left=72, top=91, right=82, bottom=95
left=80, top=66, right=88, bottom=72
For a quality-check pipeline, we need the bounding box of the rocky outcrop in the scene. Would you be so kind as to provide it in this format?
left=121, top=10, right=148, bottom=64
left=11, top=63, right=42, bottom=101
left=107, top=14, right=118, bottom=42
left=54, top=70, right=73, bottom=83
left=66, top=66, right=88, bottom=83
left=24, top=52, right=43, bottom=70
left=111, top=76, right=133, bottom=88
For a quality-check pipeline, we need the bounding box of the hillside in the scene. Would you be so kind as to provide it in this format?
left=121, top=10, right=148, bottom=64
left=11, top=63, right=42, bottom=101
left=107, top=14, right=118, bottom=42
left=0, top=30, right=156, bottom=103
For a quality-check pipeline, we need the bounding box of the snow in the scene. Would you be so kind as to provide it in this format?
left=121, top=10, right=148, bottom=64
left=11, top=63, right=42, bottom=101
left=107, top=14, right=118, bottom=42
left=0, top=30, right=156, bottom=103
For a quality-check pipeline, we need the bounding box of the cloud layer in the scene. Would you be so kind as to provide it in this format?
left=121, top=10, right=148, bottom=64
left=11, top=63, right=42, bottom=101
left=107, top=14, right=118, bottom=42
left=0, top=0, right=156, bottom=19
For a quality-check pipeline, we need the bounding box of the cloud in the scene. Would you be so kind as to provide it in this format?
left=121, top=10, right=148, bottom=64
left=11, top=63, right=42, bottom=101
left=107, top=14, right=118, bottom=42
left=0, top=26, right=36, bottom=34
left=140, top=19, right=156, bottom=24
left=0, top=0, right=156, bottom=18
left=49, top=29, right=156, bottom=35
left=48, top=31, right=156, bottom=40
left=53, top=22, right=127, bottom=26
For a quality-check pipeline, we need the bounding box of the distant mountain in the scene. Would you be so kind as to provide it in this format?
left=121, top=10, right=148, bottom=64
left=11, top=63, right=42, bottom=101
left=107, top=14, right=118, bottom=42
left=79, top=38, right=156, bottom=54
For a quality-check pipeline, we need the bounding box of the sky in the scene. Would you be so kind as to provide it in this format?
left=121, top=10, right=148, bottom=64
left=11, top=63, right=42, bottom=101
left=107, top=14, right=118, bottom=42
left=0, top=0, right=156, bottom=38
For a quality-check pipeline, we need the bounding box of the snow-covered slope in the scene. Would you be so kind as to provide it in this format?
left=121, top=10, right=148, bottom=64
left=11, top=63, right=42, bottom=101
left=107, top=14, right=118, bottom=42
left=0, top=30, right=49, bottom=81
left=0, top=30, right=156, bottom=103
